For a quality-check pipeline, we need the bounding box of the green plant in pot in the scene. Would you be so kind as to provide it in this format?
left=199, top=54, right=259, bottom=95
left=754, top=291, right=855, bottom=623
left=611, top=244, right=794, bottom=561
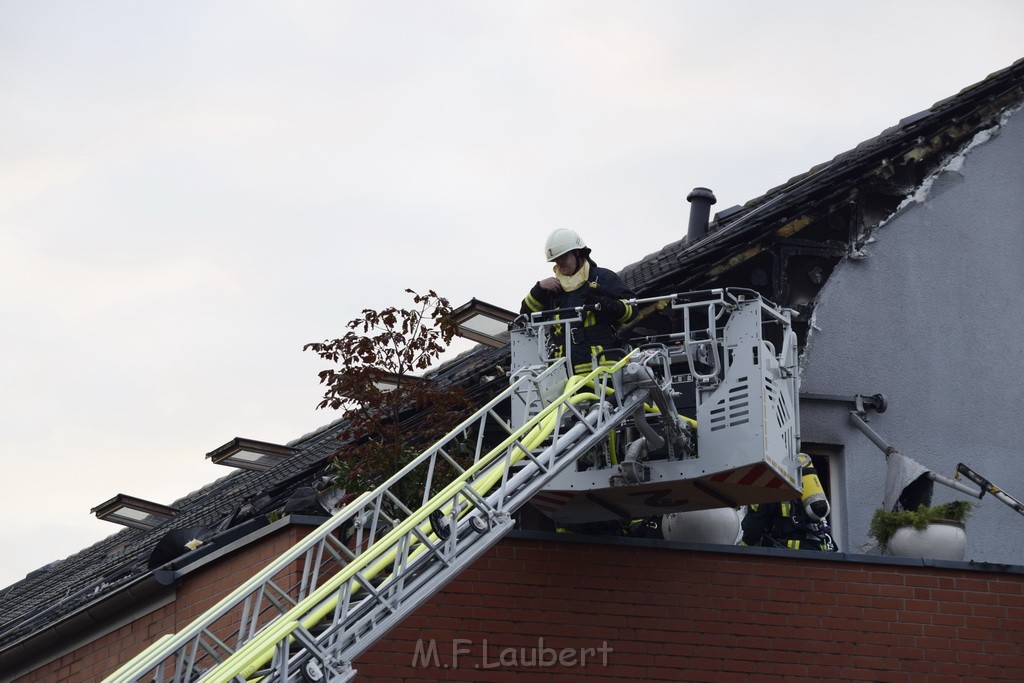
left=869, top=500, right=974, bottom=557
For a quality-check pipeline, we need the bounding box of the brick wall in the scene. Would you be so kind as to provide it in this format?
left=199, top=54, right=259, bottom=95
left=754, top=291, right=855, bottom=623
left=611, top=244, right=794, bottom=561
left=356, top=534, right=1024, bottom=682
left=13, top=530, right=1024, bottom=682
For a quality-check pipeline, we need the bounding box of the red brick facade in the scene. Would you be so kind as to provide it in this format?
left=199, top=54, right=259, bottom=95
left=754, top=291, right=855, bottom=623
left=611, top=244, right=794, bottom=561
left=12, top=530, right=1024, bottom=682
left=356, top=536, right=1024, bottom=682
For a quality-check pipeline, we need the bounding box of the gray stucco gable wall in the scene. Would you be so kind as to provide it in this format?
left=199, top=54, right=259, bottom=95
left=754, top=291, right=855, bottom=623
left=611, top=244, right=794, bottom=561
left=798, top=105, right=1024, bottom=562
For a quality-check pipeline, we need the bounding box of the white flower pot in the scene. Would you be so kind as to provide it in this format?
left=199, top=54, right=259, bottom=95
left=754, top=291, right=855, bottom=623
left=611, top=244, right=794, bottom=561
left=887, top=520, right=967, bottom=560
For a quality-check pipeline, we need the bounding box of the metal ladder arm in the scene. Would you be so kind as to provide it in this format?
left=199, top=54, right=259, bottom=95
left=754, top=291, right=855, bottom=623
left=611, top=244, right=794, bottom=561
left=104, top=367, right=565, bottom=683
left=105, top=355, right=638, bottom=683
left=200, top=362, right=636, bottom=682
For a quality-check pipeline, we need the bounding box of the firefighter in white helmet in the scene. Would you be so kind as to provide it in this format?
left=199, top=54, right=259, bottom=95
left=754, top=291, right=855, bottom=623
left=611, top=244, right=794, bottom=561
left=521, top=229, right=636, bottom=374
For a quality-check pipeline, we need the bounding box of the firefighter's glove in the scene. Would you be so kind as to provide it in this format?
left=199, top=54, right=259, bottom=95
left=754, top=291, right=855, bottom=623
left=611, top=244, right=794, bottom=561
left=537, top=277, right=561, bottom=293
left=585, top=291, right=626, bottom=323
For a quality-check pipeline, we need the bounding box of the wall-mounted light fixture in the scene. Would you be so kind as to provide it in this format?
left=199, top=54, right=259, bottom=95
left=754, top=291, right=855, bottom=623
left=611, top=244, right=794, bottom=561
left=91, top=494, right=178, bottom=530
left=206, top=437, right=298, bottom=471
left=448, top=298, right=517, bottom=348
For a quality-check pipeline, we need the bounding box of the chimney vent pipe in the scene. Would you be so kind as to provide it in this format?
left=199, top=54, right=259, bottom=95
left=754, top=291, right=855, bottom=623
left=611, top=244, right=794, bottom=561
left=686, top=187, right=717, bottom=243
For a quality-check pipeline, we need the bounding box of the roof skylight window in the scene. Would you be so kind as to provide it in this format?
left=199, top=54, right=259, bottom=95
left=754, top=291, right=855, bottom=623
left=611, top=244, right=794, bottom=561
left=206, top=437, right=298, bottom=471
left=91, top=494, right=178, bottom=530
left=449, top=298, right=517, bottom=348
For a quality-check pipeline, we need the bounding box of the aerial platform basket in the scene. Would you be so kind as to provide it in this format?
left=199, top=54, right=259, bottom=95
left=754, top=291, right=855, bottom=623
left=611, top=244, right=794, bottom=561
left=511, top=288, right=803, bottom=523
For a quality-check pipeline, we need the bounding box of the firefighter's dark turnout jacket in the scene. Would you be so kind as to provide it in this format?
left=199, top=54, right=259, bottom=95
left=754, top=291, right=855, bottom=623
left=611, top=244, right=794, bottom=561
left=521, top=259, right=635, bottom=374
left=741, top=501, right=834, bottom=551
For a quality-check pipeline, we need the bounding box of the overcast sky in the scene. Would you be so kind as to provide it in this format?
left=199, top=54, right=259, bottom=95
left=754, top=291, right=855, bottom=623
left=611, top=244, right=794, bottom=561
left=1, top=1, right=1021, bottom=590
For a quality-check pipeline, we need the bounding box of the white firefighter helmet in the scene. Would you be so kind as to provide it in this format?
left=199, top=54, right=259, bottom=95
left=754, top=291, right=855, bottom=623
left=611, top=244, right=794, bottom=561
left=544, top=228, right=587, bottom=262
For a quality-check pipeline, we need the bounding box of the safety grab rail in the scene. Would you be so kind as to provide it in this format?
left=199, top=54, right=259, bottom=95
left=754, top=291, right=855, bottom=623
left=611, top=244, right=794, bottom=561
left=517, top=288, right=793, bottom=385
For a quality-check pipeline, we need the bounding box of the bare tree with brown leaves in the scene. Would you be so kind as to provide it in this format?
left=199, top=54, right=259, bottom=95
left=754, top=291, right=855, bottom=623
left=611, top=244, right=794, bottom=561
left=304, top=289, right=472, bottom=506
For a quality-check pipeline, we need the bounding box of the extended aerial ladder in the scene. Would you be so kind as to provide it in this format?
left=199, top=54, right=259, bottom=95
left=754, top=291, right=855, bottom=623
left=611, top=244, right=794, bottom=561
left=104, top=288, right=803, bottom=682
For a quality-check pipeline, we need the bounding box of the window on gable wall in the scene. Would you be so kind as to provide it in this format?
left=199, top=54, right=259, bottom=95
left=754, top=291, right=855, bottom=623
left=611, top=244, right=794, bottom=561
left=800, top=442, right=846, bottom=552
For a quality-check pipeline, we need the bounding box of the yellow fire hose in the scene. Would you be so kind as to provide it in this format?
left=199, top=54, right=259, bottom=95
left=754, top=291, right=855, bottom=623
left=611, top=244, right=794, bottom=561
left=203, top=357, right=632, bottom=682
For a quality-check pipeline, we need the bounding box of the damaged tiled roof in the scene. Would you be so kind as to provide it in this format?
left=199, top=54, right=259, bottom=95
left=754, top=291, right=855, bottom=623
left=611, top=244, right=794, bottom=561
left=621, top=57, right=1024, bottom=299
left=0, top=421, right=346, bottom=654
left=2, top=56, right=1022, bottom=669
